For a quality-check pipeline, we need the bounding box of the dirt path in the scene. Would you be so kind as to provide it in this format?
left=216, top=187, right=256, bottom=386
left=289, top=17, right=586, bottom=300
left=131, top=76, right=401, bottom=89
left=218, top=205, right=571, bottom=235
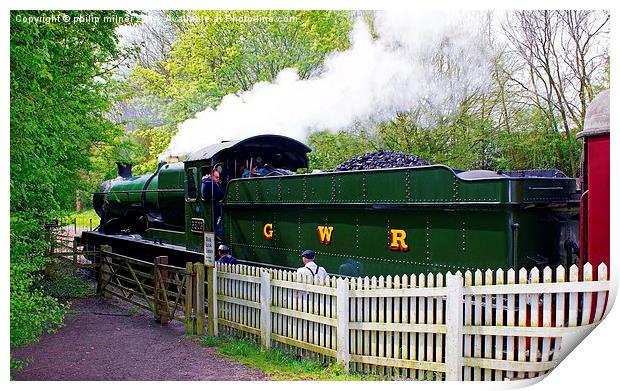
left=12, top=296, right=269, bottom=381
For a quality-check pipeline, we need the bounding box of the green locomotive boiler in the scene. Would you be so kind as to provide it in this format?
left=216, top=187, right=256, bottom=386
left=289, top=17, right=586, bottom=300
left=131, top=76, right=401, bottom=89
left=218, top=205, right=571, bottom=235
left=82, top=135, right=580, bottom=276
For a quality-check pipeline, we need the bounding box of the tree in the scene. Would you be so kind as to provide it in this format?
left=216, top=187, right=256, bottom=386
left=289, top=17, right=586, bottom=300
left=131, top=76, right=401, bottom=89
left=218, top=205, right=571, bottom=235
left=11, top=10, right=138, bottom=217
left=128, top=11, right=178, bottom=76
left=10, top=10, right=137, bottom=347
left=306, top=128, right=377, bottom=171
left=124, top=11, right=353, bottom=130
left=120, top=11, right=353, bottom=170
left=501, top=10, right=609, bottom=176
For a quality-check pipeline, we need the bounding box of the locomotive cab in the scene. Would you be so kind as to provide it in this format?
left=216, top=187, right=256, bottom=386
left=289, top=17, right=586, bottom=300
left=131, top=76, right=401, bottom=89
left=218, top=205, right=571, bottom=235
left=182, top=134, right=311, bottom=252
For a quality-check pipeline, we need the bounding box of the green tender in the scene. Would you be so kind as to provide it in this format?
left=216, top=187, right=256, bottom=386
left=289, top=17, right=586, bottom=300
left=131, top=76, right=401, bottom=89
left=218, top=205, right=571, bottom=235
left=221, top=165, right=578, bottom=276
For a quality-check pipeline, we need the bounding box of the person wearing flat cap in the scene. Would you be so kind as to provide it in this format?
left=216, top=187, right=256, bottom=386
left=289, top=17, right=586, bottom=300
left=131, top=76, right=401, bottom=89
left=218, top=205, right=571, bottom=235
left=217, top=244, right=238, bottom=265
left=296, top=249, right=328, bottom=280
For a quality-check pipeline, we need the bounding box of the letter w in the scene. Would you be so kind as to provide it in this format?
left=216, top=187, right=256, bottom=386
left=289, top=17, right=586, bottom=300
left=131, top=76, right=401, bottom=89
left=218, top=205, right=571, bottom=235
left=317, top=226, right=334, bottom=244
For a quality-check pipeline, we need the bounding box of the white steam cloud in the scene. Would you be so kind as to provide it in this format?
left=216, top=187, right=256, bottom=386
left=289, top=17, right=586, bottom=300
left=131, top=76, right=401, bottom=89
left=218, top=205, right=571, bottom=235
left=162, top=11, right=493, bottom=160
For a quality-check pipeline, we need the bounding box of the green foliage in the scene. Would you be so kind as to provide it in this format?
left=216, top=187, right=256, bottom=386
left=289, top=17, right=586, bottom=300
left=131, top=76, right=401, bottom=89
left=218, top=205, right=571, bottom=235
left=161, top=10, right=351, bottom=119
left=201, top=335, right=221, bottom=347
left=495, top=109, right=582, bottom=174
left=10, top=11, right=136, bottom=348
left=306, top=129, right=377, bottom=171
left=10, top=356, right=29, bottom=372
left=10, top=11, right=137, bottom=218
left=130, top=126, right=175, bottom=175
left=10, top=218, right=66, bottom=348
left=84, top=134, right=144, bottom=201
left=377, top=112, right=501, bottom=170
left=10, top=289, right=65, bottom=349
left=10, top=356, right=31, bottom=379
left=199, top=335, right=386, bottom=380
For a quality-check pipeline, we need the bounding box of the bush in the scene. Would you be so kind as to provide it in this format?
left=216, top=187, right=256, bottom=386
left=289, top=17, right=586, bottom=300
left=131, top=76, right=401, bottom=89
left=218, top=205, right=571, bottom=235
left=308, top=109, right=582, bottom=177
left=10, top=218, right=65, bottom=348
left=10, top=289, right=65, bottom=348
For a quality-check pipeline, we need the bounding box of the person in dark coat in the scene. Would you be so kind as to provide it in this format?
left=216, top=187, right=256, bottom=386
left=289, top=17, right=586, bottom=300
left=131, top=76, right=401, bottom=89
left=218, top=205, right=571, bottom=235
left=217, top=244, right=238, bottom=265
left=201, top=168, right=225, bottom=237
left=201, top=168, right=225, bottom=201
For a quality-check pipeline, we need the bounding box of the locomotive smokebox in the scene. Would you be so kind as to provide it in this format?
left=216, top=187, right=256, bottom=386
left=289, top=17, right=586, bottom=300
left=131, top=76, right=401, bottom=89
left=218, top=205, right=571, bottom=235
left=577, top=89, right=610, bottom=276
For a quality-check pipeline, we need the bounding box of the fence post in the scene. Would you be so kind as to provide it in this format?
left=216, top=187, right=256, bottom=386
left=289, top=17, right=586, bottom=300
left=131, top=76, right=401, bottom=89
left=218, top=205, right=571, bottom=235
left=446, top=273, right=464, bottom=381
left=260, top=271, right=272, bottom=349
left=206, top=264, right=218, bottom=337
left=185, top=262, right=195, bottom=334
left=97, top=245, right=112, bottom=296
left=153, top=256, right=161, bottom=321
left=44, top=227, right=51, bottom=256
left=44, top=227, right=49, bottom=254
left=336, top=278, right=350, bottom=371
left=154, top=256, right=170, bottom=325
left=195, top=263, right=206, bottom=335
left=49, top=228, right=56, bottom=256
left=72, top=238, right=79, bottom=275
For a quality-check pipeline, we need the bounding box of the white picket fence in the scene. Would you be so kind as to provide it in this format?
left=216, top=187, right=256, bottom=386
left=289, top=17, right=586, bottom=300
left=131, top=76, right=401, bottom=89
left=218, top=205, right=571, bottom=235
left=209, top=262, right=610, bottom=381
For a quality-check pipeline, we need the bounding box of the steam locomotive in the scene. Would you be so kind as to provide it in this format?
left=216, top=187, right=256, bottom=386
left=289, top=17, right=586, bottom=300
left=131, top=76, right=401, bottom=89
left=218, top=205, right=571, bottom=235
left=80, top=91, right=609, bottom=277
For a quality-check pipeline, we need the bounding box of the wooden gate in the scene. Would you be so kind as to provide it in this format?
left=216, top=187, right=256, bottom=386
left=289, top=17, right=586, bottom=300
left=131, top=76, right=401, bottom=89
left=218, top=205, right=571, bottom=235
left=97, top=246, right=196, bottom=329
left=43, top=225, right=206, bottom=334
left=44, top=221, right=99, bottom=274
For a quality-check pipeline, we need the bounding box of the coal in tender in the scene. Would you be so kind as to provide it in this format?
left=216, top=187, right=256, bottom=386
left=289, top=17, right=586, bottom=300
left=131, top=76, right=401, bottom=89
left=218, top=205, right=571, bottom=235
left=335, top=150, right=432, bottom=171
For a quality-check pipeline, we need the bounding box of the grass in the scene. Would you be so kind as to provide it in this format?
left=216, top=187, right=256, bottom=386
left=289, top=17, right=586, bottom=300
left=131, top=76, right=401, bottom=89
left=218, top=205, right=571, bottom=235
left=199, top=335, right=388, bottom=381
left=65, top=209, right=100, bottom=229
left=67, top=208, right=99, bottom=220
left=40, top=271, right=95, bottom=299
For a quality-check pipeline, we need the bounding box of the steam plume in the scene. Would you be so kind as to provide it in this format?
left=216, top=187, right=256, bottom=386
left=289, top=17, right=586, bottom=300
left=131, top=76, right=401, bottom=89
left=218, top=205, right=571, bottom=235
left=162, top=11, right=493, bottom=160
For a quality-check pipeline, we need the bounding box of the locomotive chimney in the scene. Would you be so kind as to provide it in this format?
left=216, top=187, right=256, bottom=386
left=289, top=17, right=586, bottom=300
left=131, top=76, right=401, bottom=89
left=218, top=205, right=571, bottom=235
left=116, top=162, right=133, bottom=178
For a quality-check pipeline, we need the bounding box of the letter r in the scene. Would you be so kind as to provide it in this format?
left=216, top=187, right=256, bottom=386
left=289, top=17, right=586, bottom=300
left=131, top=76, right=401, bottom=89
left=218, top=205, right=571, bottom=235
left=389, top=229, right=409, bottom=251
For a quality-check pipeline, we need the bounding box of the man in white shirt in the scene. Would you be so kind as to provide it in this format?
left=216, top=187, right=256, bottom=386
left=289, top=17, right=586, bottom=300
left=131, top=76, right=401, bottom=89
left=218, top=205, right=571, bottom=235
left=296, top=249, right=328, bottom=281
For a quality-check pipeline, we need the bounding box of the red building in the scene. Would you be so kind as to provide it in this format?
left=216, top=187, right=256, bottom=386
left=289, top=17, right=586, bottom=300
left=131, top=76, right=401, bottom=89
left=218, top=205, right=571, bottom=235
left=578, top=90, right=610, bottom=278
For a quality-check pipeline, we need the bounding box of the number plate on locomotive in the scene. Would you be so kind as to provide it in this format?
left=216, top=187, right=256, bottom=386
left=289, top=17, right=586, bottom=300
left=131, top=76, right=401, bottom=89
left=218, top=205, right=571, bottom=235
left=191, top=218, right=205, bottom=233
